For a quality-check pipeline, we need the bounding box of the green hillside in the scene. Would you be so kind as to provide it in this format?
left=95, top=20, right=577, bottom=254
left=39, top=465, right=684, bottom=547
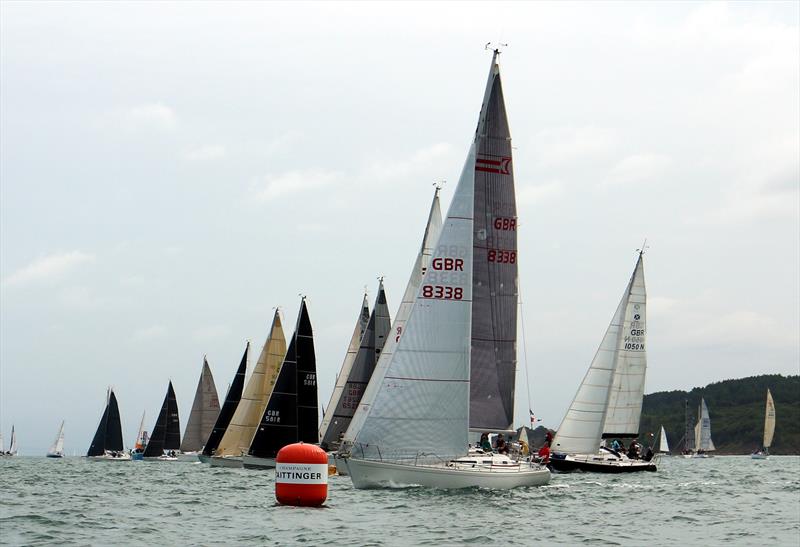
left=640, top=374, right=800, bottom=454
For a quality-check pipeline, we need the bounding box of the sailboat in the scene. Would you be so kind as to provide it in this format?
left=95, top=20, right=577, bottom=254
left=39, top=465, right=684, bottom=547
left=131, top=411, right=148, bottom=460
left=1, top=426, right=19, bottom=457
left=87, top=388, right=131, bottom=460
left=178, top=357, right=221, bottom=461
left=690, top=398, right=715, bottom=458
left=319, top=293, right=371, bottom=453
left=752, top=389, right=775, bottom=459
left=243, top=297, right=318, bottom=470
left=339, top=50, right=550, bottom=489
left=201, top=343, right=249, bottom=463
left=142, top=381, right=181, bottom=460
left=211, top=310, right=287, bottom=468
left=46, top=421, right=65, bottom=458
left=550, top=252, right=656, bottom=473
left=320, top=281, right=391, bottom=456
left=654, top=425, right=670, bottom=455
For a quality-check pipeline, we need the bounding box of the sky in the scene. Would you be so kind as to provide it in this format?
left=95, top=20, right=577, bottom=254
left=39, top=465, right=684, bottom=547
left=1, top=1, right=798, bottom=455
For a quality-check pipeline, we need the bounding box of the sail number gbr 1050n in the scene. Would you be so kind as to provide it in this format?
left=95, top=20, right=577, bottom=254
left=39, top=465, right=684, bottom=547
left=421, top=256, right=465, bottom=300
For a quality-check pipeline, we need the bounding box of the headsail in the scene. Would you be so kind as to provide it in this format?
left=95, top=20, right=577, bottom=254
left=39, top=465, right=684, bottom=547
left=202, top=343, right=249, bottom=456
left=764, top=389, right=776, bottom=449
left=319, top=294, right=370, bottom=448
left=469, top=51, right=518, bottom=432
left=657, top=425, right=669, bottom=453
left=180, top=358, right=221, bottom=452
left=694, top=398, right=715, bottom=451
left=552, top=253, right=646, bottom=455
left=344, top=187, right=443, bottom=449
left=49, top=421, right=65, bottom=455
left=8, top=425, right=18, bottom=455
left=320, top=282, right=390, bottom=451
left=87, top=391, right=111, bottom=456
left=215, top=311, right=287, bottom=457
left=248, top=298, right=318, bottom=459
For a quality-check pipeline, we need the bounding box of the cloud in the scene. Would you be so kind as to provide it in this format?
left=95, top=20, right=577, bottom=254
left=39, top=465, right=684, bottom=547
left=2, top=251, right=95, bottom=288
left=531, top=127, right=619, bottom=167
left=192, top=325, right=231, bottom=341
left=114, top=103, right=178, bottom=132
left=132, top=324, right=168, bottom=341
left=517, top=180, right=564, bottom=205
left=360, top=142, right=455, bottom=185
left=604, top=153, right=672, bottom=186
left=253, top=169, right=342, bottom=202
left=183, top=144, right=226, bottom=161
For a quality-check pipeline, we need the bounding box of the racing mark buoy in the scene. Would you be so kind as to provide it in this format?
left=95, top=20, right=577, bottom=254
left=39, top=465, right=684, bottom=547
left=275, top=442, right=328, bottom=507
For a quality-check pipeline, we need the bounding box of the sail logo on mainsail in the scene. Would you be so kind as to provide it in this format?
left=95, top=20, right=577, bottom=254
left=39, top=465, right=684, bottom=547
left=475, top=154, right=511, bottom=174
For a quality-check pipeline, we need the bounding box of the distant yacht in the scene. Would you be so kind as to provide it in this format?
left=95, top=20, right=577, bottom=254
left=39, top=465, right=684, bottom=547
left=201, top=343, right=249, bottom=463
left=46, top=421, right=65, bottom=458
left=1, top=425, right=18, bottom=457
left=690, top=398, right=715, bottom=458
left=752, top=389, right=775, bottom=460
left=178, top=357, right=220, bottom=461
left=142, top=381, right=181, bottom=460
left=87, top=388, right=131, bottom=461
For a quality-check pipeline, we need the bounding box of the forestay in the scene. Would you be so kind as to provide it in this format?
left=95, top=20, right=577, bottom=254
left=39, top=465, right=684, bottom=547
left=552, top=254, right=646, bottom=455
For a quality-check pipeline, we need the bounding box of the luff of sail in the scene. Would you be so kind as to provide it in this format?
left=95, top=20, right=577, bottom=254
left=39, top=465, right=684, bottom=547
left=602, top=257, right=647, bottom=439
left=319, top=294, right=370, bottom=448
left=180, top=358, right=221, bottom=452
left=469, top=54, right=518, bottom=432
left=202, top=343, right=248, bottom=456
left=215, top=311, right=287, bottom=457
left=248, top=298, right=317, bottom=459
left=552, top=253, right=646, bottom=455
left=320, top=282, right=390, bottom=451
left=144, top=381, right=181, bottom=457
left=343, top=187, right=443, bottom=450
left=764, top=389, right=776, bottom=449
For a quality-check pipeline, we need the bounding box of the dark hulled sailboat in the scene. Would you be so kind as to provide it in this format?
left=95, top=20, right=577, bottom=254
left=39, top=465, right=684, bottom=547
left=200, top=343, right=248, bottom=462
left=243, top=297, right=318, bottom=469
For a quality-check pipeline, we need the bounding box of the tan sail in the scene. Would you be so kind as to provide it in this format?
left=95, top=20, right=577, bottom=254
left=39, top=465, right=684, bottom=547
left=215, top=311, right=287, bottom=457
left=763, top=389, right=776, bottom=449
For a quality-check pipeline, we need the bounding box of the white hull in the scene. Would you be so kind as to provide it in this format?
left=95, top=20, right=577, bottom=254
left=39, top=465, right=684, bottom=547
left=176, top=452, right=201, bottom=462
left=88, top=453, right=132, bottom=461
left=751, top=453, right=768, bottom=460
left=691, top=453, right=714, bottom=459
left=144, top=456, right=179, bottom=462
left=343, top=457, right=550, bottom=489
left=241, top=455, right=276, bottom=469
left=209, top=456, right=243, bottom=468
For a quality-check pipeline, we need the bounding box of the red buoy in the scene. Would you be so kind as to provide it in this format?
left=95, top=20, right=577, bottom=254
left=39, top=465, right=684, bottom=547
left=275, top=442, right=328, bottom=507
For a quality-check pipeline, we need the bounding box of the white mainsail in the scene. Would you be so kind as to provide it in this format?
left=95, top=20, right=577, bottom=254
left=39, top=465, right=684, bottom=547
left=319, top=294, right=370, bottom=445
left=214, top=311, right=287, bottom=457
left=343, top=187, right=443, bottom=450
left=694, top=398, right=715, bottom=451
left=763, top=389, right=776, bottom=449
left=48, top=421, right=65, bottom=456
left=658, top=425, right=669, bottom=453
left=9, top=426, right=18, bottom=455
left=552, top=254, right=646, bottom=455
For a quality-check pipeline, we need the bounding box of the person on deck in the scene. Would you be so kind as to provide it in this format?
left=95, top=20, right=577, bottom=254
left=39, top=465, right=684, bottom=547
left=537, top=441, right=551, bottom=464
left=479, top=433, right=492, bottom=452
left=496, top=434, right=508, bottom=454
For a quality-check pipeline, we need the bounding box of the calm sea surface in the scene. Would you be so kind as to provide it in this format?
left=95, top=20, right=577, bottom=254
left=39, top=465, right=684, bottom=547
left=1, top=456, right=798, bottom=546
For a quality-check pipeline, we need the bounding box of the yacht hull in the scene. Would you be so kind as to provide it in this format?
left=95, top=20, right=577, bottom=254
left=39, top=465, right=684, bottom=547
left=209, top=456, right=243, bottom=468
left=343, top=457, right=551, bottom=489
left=241, top=455, right=276, bottom=469
left=549, top=453, right=656, bottom=473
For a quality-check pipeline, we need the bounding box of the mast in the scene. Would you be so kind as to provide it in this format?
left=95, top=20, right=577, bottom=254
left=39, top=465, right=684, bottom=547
left=202, top=343, right=249, bottom=456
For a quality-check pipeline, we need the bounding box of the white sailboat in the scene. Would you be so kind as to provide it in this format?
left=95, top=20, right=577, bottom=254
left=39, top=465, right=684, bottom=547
left=340, top=50, right=550, bottom=489
left=656, top=425, right=670, bottom=455
left=2, top=426, right=19, bottom=457
left=46, top=421, right=65, bottom=458
left=211, top=310, right=287, bottom=468
left=752, top=389, right=775, bottom=460
left=550, top=251, right=656, bottom=473
left=691, top=398, right=715, bottom=458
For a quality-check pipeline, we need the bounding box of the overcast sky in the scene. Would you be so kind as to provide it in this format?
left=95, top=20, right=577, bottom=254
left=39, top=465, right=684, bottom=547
left=2, top=1, right=798, bottom=454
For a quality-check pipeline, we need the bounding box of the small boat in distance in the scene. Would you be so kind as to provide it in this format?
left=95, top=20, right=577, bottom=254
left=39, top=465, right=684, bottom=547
left=655, top=425, right=670, bottom=455
left=143, top=381, right=181, bottom=460
left=752, top=389, right=775, bottom=460
left=46, top=421, right=65, bottom=458
left=131, top=412, right=148, bottom=460
left=87, top=388, right=131, bottom=461
left=691, top=398, right=715, bottom=458
left=178, top=357, right=220, bottom=461
left=1, top=426, right=19, bottom=457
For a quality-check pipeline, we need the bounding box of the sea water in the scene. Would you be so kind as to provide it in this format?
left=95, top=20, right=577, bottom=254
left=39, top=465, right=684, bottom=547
left=1, top=456, right=798, bottom=546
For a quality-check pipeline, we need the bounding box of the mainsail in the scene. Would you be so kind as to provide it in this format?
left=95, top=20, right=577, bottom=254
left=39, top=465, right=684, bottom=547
left=248, top=298, right=318, bottom=459
left=657, top=425, right=669, bottom=453
left=215, top=311, right=287, bottom=457
left=180, top=358, right=221, bottom=452
left=319, top=294, right=370, bottom=449
left=469, top=55, right=518, bottom=432
left=87, top=389, right=124, bottom=456
left=143, top=381, right=181, bottom=457
left=8, top=425, right=18, bottom=456
left=320, top=282, right=390, bottom=451
left=344, top=187, right=443, bottom=449
left=552, top=253, right=646, bottom=455
left=694, top=398, right=715, bottom=451
left=764, top=389, right=776, bottom=449
left=202, top=343, right=248, bottom=457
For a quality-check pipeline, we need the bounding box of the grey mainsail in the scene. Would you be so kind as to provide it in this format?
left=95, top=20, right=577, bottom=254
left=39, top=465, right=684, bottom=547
left=320, top=282, right=390, bottom=451
left=180, top=358, right=221, bottom=452
left=469, top=52, right=518, bottom=432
